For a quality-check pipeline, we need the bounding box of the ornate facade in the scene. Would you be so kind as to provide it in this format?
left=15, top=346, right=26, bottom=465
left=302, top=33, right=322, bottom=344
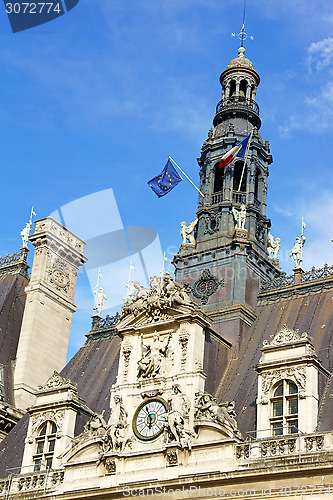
left=0, top=44, right=333, bottom=500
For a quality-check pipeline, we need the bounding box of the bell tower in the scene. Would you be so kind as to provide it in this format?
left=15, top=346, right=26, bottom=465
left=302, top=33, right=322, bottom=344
left=173, top=45, right=281, bottom=350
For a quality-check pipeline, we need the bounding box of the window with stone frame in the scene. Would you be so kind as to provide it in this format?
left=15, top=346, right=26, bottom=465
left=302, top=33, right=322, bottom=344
left=270, top=380, right=298, bottom=436
left=33, top=421, right=57, bottom=471
left=0, top=364, right=4, bottom=401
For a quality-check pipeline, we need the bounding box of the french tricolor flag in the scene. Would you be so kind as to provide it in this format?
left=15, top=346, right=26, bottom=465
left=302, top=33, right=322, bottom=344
left=218, top=134, right=251, bottom=169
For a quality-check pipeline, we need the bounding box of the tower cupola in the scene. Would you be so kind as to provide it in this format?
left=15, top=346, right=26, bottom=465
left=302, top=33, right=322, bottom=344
left=214, top=47, right=261, bottom=129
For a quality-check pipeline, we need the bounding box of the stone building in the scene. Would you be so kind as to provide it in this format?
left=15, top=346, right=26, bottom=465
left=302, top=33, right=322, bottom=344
left=0, top=44, right=333, bottom=500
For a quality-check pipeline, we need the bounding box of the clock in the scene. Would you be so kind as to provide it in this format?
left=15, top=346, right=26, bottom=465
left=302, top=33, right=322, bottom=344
left=133, top=398, right=168, bottom=441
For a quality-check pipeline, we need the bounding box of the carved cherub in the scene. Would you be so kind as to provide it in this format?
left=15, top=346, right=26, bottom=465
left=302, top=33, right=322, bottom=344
left=180, top=218, right=198, bottom=245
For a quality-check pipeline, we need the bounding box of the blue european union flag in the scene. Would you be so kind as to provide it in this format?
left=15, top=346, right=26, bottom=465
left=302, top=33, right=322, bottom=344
left=148, top=159, right=182, bottom=197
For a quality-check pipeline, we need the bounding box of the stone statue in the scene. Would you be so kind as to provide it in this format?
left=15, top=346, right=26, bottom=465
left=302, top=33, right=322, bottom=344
left=94, top=287, right=108, bottom=315
left=195, top=392, right=241, bottom=438
left=123, top=261, right=137, bottom=305
left=106, top=395, right=129, bottom=452
left=289, top=235, right=306, bottom=268
left=232, top=204, right=246, bottom=230
left=165, top=385, right=193, bottom=449
left=267, top=232, right=281, bottom=258
left=180, top=218, right=198, bottom=245
left=120, top=273, right=197, bottom=322
left=137, top=331, right=172, bottom=378
left=20, top=207, right=36, bottom=248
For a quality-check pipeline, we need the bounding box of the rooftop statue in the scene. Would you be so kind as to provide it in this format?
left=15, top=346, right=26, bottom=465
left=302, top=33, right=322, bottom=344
left=232, top=204, right=246, bottom=230
left=120, top=272, right=197, bottom=322
left=180, top=218, right=198, bottom=245
left=20, top=206, right=36, bottom=248
left=289, top=219, right=306, bottom=268
left=267, top=232, right=281, bottom=258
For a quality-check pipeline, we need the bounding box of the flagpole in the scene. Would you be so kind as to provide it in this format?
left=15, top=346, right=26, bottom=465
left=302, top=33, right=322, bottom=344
left=237, top=128, right=254, bottom=192
left=168, top=156, right=204, bottom=197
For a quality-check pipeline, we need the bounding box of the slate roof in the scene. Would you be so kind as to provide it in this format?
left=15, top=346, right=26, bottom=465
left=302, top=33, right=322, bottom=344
left=0, top=272, right=29, bottom=406
left=0, top=271, right=332, bottom=478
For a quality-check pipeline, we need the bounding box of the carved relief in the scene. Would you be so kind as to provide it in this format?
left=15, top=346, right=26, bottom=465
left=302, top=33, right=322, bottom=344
left=305, top=435, right=324, bottom=451
left=166, top=449, right=178, bottom=466
left=179, top=328, right=189, bottom=371
left=191, top=269, right=224, bottom=304
left=37, top=371, right=76, bottom=392
left=122, top=341, right=132, bottom=381
left=260, top=367, right=306, bottom=403
left=47, top=262, right=71, bottom=294
left=31, top=410, right=65, bottom=435
left=203, top=211, right=220, bottom=234
left=104, top=458, right=116, bottom=474
left=263, top=325, right=312, bottom=348
left=120, top=273, right=197, bottom=323
left=137, top=332, right=172, bottom=379
left=195, top=391, right=242, bottom=438
left=260, top=437, right=296, bottom=457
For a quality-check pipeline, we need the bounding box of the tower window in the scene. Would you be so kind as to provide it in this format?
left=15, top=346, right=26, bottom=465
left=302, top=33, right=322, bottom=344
left=229, top=80, right=236, bottom=98
left=239, top=80, right=247, bottom=100
left=214, top=162, right=224, bottom=193
left=233, top=160, right=247, bottom=193
left=33, top=421, right=57, bottom=471
left=270, top=381, right=299, bottom=436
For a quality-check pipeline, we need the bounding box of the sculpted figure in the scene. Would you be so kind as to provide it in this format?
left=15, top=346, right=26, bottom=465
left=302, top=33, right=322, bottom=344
left=232, top=204, right=246, bottom=230
left=20, top=221, right=32, bottom=248
left=267, top=232, right=281, bottom=258
left=195, top=392, right=240, bottom=436
left=289, top=235, right=306, bottom=268
left=180, top=218, right=198, bottom=245
left=94, top=287, right=108, bottom=315
left=162, top=273, right=193, bottom=307
left=106, top=396, right=128, bottom=452
left=166, top=385, right=192, bottom=448
left=137, top=331, right=172, bottom=378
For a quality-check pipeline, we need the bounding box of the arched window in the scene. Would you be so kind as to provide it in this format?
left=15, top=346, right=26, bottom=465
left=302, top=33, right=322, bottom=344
left=33, top=421, right=57, bottom=471
left=214, top=162, right=224, bottom=193
left=229, top=80, right=236, bottom=99
left=270, top=381, right=298, bottom=436
left=239, top=79, right=247, bottom=100
left=233, top=160, right=246, bottom=192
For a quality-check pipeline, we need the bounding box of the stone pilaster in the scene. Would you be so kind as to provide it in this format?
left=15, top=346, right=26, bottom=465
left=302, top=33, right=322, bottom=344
left=13, top=218, right=87, bottom=410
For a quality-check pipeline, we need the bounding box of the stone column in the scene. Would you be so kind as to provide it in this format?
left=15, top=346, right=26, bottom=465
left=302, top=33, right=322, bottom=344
left=13, top=218, right=87, bottom=410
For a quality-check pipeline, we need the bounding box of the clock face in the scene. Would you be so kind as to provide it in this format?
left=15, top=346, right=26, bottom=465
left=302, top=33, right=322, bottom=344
left=133, top=398, right=168, bottom=441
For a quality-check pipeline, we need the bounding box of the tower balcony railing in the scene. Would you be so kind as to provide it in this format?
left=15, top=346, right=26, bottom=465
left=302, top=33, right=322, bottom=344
left=211, top=190, right=246, bottom=205
left=215, top=96, right=260, bottom=116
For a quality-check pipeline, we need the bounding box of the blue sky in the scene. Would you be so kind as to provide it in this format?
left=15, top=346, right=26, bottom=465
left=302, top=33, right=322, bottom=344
left=0, top=0, right=332, bottom=357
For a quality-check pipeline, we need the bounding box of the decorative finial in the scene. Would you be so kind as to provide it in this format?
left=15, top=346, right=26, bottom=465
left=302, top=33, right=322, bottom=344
left=93, top=269, right=107, bottom=315
left=20, top=206, right=36, bottom=248
left=231, top=0, right=253, bottom=52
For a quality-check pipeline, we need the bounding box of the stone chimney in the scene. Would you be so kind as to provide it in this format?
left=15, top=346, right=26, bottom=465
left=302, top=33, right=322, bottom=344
left=13, top=218, right=87, bottom=410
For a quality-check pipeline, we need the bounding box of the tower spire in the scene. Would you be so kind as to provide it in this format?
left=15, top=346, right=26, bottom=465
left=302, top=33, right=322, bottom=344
left=231, top=0, right=253, bottom=51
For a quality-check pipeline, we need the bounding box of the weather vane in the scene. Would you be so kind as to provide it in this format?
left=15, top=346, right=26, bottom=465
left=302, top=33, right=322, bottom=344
left=231, top=0, right=253, bottom=47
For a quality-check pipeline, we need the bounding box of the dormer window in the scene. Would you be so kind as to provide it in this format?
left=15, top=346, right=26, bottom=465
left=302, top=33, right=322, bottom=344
left=270, top=381, right=298, bottom=436
left=33, top=421, right=57, bottom=471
